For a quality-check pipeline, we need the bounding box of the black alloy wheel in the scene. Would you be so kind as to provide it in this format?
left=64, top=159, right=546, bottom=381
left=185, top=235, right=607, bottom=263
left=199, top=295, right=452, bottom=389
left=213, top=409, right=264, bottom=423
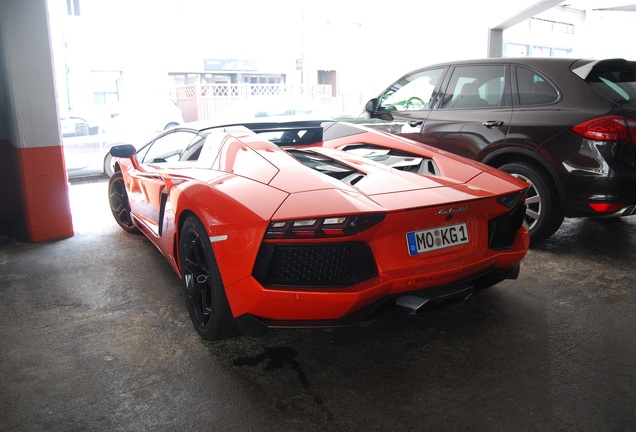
left=179, top=216, right=237, bottom=341
left=108, top=171, right=138, bottom=233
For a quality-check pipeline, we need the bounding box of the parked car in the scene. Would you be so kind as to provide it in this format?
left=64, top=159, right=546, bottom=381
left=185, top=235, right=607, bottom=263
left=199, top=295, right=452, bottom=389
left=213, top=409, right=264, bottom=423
left=103, top=98, right=184, bottom=137
left=362, top=57, right=636, bottom=242
left=107, top=119, right=529, bottom=340
left=62, top=100, right=185, bottom=178
left=61, top=115, right=113, bottom=178
left=101, top=98, right=185, bottom=143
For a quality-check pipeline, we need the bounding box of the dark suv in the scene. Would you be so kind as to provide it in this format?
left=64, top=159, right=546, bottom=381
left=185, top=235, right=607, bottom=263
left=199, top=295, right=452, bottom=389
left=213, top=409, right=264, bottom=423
left=363, top=57, right=636, bottom=242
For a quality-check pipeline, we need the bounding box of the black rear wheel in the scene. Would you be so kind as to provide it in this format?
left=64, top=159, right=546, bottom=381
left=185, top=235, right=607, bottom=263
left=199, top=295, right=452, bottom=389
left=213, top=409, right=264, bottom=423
left=108, top=171, right=138, bottom=233
left=499, top=161, right=563, bottom=243
left=179, top=216, right=237, bottom=341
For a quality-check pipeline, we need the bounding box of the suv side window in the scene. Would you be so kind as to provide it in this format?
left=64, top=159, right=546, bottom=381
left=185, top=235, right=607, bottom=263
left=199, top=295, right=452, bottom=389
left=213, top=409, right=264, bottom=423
left=516, top=66, right=559, bottom=105
left=440, top=65, right=506, bottom=109
left=378, top=68, right=444, bottom=112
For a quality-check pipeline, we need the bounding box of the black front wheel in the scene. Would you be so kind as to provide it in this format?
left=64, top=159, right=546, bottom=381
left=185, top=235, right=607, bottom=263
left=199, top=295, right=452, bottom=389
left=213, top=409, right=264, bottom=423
left=108, top=171, right=138, bottom=233
left=179, top=216, right=237, bottom=341
left=499, top=161, right=563, bottom=243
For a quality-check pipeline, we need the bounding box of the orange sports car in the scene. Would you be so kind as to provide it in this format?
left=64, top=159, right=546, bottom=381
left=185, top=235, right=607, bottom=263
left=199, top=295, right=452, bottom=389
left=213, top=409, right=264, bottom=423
left=108, top=120, right=530, bottom=340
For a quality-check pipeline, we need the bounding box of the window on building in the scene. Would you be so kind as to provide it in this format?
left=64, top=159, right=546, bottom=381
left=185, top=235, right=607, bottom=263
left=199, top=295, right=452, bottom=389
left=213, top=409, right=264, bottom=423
left=66, top=0, right=80, bottom=16
left=506, top=43, right=529, bottom=57
left=531, top=46, right=552, bottom=57
left=91, top=71, right=121, bottom=106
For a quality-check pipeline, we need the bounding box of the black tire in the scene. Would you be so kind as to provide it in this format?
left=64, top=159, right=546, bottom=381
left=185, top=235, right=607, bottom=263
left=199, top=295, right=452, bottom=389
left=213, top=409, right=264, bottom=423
left=179, top=216, right=237, bottom=341
left=108, top=171, right=138, bottom=233
left=499, top=161, right=564, bottom=243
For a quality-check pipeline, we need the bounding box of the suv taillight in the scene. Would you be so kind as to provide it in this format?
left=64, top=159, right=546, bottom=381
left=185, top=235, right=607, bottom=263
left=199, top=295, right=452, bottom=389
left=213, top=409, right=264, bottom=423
left=572, top=116, right=636, bottom=144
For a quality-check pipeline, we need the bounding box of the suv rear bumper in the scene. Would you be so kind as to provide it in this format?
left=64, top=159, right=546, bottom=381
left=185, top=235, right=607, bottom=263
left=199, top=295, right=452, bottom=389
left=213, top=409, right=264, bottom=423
left=547, top=137, right=636, bottom=217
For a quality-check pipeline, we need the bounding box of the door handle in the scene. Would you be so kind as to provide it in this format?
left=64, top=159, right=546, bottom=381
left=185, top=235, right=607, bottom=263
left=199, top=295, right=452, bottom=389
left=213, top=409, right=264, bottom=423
left=408, top=120, right=423, bottom=127
left=483, top=120, right=504, bottom=129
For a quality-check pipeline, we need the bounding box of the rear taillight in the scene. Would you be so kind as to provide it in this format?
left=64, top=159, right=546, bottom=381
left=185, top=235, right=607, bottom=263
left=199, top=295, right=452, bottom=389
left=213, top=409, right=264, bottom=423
left=572, top=116, right=636, bottom=144
left=265, top=214, right=386, bottom=239
left=497, top=189, right=528, bottom=209
left=589, top=203, right=623, bottom=213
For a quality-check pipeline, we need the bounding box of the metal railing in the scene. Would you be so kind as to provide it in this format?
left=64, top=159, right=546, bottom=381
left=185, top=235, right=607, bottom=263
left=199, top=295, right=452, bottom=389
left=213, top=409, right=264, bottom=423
left=175, top=83, right=334, bottom=122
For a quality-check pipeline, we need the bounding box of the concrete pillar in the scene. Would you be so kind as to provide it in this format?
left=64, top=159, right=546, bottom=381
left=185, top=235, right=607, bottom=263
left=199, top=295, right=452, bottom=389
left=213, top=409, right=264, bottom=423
left=488, top=28, right=504, bottom=58
left=0, top=0, right=73, bottom=241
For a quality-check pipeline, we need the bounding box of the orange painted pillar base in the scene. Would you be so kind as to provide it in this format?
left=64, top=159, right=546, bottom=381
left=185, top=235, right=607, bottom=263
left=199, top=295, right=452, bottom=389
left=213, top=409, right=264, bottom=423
left=17, top=145, right=74, bottom=242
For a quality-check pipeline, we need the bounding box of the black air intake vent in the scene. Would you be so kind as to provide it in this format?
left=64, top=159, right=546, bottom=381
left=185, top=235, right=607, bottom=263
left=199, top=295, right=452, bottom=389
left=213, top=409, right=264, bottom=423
left=285, top=149, right=365, bottom=183
left=488, top=204, right=527, bottom=249
left=341, top=144, right=440, bottom=176
left=254, top=242, right=377, bottom=288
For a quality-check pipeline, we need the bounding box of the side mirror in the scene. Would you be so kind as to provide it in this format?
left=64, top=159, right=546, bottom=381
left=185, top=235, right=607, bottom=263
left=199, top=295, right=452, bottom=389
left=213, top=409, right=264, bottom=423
left=365, top=98, right=394, bottom=121
left=365, top=98, right=379, bottom=113
left=110, top=144, right=136, bottom=158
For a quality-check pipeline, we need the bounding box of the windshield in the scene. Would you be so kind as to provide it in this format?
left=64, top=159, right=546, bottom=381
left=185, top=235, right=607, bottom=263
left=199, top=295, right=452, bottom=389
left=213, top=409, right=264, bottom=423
left=578, top=59, right=636, bottom=106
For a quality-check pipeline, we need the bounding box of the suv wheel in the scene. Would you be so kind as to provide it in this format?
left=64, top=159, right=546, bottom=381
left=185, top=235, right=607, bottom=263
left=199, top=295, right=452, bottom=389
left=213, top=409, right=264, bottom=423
left=499, top=162, right=563, bottom=243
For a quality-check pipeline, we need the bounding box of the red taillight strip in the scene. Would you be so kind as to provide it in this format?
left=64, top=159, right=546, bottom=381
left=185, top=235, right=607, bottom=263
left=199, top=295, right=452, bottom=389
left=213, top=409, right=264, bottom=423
left=589, top=203, right=623, bottom=213
left=265, top=214, right=386, bottom=239
left=497, top=189, right=528, bottom=209
left=572, top=116, right=636, bottom=144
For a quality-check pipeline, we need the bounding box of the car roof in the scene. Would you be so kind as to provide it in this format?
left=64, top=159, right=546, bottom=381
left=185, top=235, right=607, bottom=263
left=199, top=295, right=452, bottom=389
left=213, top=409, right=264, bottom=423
left=405, top=57, right=629, bottom=74
left=394, top=57, right=636, bottom=86
left=421, top=57, right=579, bottom=67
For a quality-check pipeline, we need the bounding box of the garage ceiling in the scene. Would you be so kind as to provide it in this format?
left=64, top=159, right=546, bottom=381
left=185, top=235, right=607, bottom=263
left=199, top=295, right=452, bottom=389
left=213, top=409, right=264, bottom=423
left=493, top=0, right=636, bottom=30
left=564, top=0, right=636, bottom=11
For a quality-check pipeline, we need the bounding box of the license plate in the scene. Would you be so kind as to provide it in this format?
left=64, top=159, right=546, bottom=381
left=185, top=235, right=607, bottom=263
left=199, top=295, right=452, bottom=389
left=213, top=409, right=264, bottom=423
left=406, top=223, right=469, bottom=255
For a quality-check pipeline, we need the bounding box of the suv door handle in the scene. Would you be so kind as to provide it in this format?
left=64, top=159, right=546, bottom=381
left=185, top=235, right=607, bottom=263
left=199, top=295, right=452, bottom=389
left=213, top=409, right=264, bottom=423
left=483, top=120, right=504, bottom=128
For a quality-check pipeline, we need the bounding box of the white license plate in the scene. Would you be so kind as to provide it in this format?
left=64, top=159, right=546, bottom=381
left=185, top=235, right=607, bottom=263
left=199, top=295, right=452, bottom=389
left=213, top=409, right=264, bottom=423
left=406, top=223, right=469, bottom=255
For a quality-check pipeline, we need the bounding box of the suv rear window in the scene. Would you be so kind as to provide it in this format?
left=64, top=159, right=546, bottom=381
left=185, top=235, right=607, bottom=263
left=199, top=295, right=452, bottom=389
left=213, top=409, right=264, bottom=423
left=516, top=66, right=559, bottom=105
left=577, top=59, right=636, bottom=106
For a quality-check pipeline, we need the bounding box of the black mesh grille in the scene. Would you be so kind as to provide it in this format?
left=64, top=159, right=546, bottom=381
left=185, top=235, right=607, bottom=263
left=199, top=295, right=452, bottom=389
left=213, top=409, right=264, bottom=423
left=254, top=243, right=377, bottom=288
left=488, top=204, right=527, bottom=249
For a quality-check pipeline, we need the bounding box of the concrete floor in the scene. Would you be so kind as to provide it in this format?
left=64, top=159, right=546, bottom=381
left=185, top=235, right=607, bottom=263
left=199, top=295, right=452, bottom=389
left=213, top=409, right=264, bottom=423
left=1, top=177, right=635, bottom=432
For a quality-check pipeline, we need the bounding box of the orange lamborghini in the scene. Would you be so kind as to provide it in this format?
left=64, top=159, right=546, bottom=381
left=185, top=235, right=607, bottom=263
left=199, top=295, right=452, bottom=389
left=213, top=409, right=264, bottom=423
left=108, top=120, right=530, bottom=340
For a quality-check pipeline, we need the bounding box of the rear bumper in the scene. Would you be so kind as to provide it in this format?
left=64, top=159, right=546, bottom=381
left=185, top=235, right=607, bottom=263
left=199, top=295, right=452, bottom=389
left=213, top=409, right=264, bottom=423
left=563, top=199, right=636, bottom=218
left=234, top=264, right=520, bottom=336
left=555, top=138, right=636, bottom=217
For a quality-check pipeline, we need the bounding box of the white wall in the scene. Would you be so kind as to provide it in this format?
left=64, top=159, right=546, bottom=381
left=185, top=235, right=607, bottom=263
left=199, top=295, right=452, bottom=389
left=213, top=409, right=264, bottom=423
left=573, top=10, right=636, bottom=59
left=2, top=0, right=60, bottom=148
left=48, top=0, right=636, bottom=117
